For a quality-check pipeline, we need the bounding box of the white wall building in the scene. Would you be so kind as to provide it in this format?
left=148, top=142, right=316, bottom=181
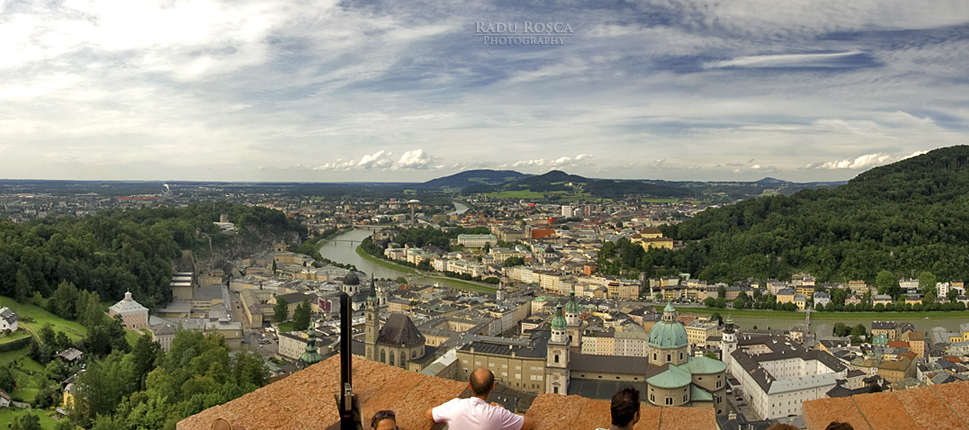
left=0, top=307, right=18, bottom=332
left=727, top=335, right=847, bottom=420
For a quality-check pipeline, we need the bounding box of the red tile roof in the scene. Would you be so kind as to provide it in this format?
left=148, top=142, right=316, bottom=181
left=177, top=356, right=716, bottom=430
left=803, top=380, right=969, bottom=430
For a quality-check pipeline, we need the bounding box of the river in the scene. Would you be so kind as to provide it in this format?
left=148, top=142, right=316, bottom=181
left=317, top=228, right=495, bottom=293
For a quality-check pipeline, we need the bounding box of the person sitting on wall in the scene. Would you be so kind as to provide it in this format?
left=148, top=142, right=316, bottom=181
left=424, top=367, right=535, bottom=430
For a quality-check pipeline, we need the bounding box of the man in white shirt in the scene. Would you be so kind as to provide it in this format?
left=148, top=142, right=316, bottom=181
left=425, top=368, right=535, bottom=430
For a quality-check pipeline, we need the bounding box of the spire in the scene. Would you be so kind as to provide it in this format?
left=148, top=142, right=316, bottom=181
left=300, top=325, right=323, bottom=366
left=367, top=278, right=377, bottom=304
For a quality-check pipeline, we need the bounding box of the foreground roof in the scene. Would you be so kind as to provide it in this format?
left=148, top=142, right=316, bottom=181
left=803, top=379, right=969, bottom=430
left=177, top=356, right=715, bottom=430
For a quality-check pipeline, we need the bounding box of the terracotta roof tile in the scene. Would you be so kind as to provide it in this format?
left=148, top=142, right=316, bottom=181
left=930, top=381, right=969, bottom=424
left=525, top=394, right=589, bottom=428
left=851, top=392, right=917, bottom=430
left=895, top=386, right=969, bottom=429
left=802, top=397, right=872, bottom=430
left=634, top=405, right=662, bottom=430
left=657, top=406, right=716, bottom=430
left=571, top=397, right=613, bottom=430
left=180, top=356, right=715, bottom=430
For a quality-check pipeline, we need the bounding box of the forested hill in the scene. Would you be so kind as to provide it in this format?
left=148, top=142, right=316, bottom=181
left=0, top=203, right=305, bottom=309
left=653, top=146, right=969, bottom=283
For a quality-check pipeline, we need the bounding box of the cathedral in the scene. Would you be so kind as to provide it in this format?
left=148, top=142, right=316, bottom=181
left=364, top=281, right=426, bottom=369
left=545, top=292, right=727, bottom=414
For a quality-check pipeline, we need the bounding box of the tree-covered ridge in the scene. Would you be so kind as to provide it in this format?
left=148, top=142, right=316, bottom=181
left=647, top=146, right=969, bottom=284
left=0, top=202, right=305, bottom=309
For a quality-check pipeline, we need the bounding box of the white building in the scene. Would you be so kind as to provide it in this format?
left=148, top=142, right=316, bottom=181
left=726, top=334, right=847, bottom=420
left=0, top=307, right=18, bottom=332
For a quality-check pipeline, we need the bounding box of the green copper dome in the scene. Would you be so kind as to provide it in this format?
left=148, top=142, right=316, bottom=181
left=650, top=303, right=688, bottom=350
left=551, top=305, right=567, bottom=330
left=564, top=293, right=580, bottom=314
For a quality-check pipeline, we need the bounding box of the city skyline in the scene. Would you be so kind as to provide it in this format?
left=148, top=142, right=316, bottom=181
left=2, top=0, right=968, bottom=182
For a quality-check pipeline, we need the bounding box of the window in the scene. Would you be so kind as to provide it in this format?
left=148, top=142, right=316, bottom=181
left=650, top=394, right=655, bottom=402
left=667, top=354, right=671, bottom=362
left=554, top=387, right=559, bottom=394
left=716, top=381, right=722, bottom=388
left=554, top=355, right=559, bottom=363
left=683, top=395, right=687, bottom=402
left=390, top=351, right=395, bottom=366
left=653, top=353, right=657, bottom=360
left=666, top=398, right=673, bottom=405
left=679, top=352, right=683, bottom=360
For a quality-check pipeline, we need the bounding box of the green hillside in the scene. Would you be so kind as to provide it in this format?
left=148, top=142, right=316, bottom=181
left=646, top=146, right=969, bottom=283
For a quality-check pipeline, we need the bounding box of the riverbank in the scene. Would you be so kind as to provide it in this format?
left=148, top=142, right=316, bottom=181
left=353, top=246, right=497, bottom=294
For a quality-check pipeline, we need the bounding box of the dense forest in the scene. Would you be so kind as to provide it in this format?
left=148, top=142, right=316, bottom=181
left=0, top=203, right=305, bottom=309
left=615, top=146, right=969, bottom=284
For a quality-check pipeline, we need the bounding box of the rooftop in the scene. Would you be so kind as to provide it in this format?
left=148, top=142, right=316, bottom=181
left=177, top=355, right=715, bottom=430
left=803, top=379, right=969, bottom=430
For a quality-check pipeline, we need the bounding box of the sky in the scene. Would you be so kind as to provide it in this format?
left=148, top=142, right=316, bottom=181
left=1, top=0, right=968, bottom=183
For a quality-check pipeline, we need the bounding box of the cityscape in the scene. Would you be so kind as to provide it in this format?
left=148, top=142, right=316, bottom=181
left=3, top=0, right=969, bottom=429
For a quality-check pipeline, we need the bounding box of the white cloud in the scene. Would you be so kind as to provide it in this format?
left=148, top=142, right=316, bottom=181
left=805, top=153, right=893, bottom=170
left=513, top=154, right=594, bottom=169
left=704, top=52, right=864, bottom=69
left=393, top=149, right=438, bottom=170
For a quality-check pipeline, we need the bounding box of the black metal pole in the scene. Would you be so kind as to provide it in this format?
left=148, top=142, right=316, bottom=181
left=339, top=292, right=354, bottom=430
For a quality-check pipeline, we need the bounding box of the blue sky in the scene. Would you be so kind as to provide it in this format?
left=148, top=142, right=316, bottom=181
left=1, top=0, right=967, bottom=182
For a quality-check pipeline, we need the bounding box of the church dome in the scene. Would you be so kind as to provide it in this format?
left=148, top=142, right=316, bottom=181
left=649, top=303, right=688, bottom=349
left=551, top=305, right=567, bottom=330
left=564, top=295, right=580, bottom=314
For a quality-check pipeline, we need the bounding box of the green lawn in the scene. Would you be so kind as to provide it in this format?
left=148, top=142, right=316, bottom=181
left=0, top=329, right=30, bottom=344
left=486, top=190, right=545, bottom=199
left=277, top=322, right=296, bottom=333
left=0, top=296, right=88, bottom=342
left=0, top=407, right=61, bottom=430
left=0, top=347, right=47, bottom=403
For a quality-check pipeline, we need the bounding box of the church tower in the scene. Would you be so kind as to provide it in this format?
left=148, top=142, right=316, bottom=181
left=545, top=304, right=571, bottom=394
left=564, top=287, right=582, bottom=346
left=365, top=279, right=378, bottom=361
left=496, top=282, right=505, bottom=302
left=721, top=316, right=737, bottom=368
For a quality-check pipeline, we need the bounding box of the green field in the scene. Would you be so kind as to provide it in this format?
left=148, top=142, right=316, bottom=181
left=0, top=296, right=88, bottom=343
left=0, top=348, right=47, bottom=403
left=641, top=198, right=681, bottom=203
left=0, top=329, right=30, bottom=344
left=277, top=321, right=296, bottom=333
left=485, top=190, right=545, bottom=199
left=0, top=407, right=61, bottom=429
left=354, top=247, right=497, bottom=293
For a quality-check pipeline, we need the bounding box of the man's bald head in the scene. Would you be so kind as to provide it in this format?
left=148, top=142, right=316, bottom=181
left=470, top=368, right=495, bottom=397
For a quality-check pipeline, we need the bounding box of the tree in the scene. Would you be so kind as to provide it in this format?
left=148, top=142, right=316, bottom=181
left=714, top=298, right=727, bottom=308
left=919, top=271, right=937, bottom=295
left=274, top=297, right=289, bottom=323
left=11, top=412, right=41, bottom=430
left=131, top=334, right=161, bottom=390
left=875, top=270, right=898, bottom=297
left=717, top=285, right=727, bottom=299
left=292, top=299, right=311, bottom=331
left=503, top=257, right=525, bottom=267
left=272, top=259, right=277, bottom=273
left=0, top=366, right=15, bottom=392
left=710, top=312, right=724, bottom=325
left=833, top=322, right=849, bottom=337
